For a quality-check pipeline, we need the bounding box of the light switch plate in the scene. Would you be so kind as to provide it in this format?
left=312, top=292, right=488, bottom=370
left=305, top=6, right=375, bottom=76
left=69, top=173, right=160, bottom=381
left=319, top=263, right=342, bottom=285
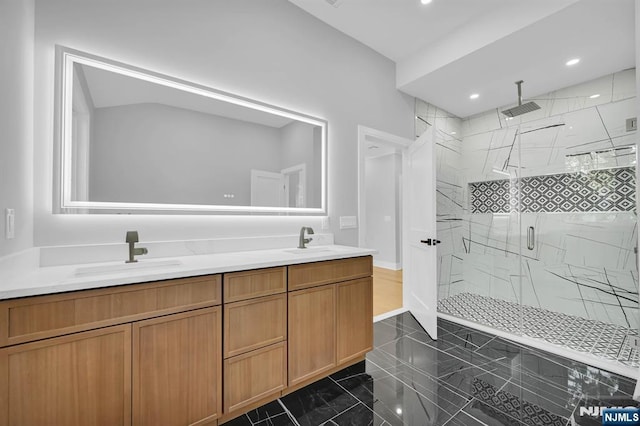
left=321, top=216, right=330, bottom=230
left=339, top=216, right=358, bottom=229
left=626, top=117, right=637, bottom=132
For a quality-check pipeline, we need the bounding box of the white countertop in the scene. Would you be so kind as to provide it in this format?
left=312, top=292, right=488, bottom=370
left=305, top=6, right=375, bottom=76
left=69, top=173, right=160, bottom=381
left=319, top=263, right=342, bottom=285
left=0, top=245, right=375, bottom=300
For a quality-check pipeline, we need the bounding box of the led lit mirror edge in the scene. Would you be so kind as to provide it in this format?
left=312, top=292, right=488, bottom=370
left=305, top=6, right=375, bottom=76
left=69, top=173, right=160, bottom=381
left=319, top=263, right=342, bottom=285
left=52, top=45, right=328, bottom=216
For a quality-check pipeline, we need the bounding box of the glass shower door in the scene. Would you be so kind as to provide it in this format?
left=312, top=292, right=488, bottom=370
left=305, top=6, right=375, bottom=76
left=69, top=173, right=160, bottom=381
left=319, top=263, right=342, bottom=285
left=516, top=87, right=638, bottom=368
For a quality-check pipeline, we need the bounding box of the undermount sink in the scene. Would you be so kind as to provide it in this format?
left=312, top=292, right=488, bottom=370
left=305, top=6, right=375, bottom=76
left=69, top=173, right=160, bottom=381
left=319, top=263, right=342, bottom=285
left=75, top=259, right=182, bottom=276
left=283, top=247, right=334, bottom=254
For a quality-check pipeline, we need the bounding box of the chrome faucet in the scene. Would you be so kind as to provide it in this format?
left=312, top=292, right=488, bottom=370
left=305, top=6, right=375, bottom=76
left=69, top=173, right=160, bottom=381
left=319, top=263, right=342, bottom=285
left=298, top=227, right=314, bottom=249
left=125, top=231, right=148, bottom=263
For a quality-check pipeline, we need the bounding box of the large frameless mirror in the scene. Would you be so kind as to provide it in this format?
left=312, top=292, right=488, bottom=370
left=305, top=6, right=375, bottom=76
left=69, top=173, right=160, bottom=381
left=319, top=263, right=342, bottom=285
left=54, top=46, right=327, bottom=214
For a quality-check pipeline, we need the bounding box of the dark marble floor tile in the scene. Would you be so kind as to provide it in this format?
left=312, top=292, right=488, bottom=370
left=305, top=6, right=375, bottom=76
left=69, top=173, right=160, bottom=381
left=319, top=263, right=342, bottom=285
left=253, top=412, right=297, bottom=426
left=463, top=399, right=529, bottom=426
left=245, top=401, right=286, bottom=424
left=439, top=320, right=496, bottom=349
left=280, top=377, right=359, bottom=426
left=374, top=321, right=411, bottom=347
left=441, top=410, right=488, bottom=426
left=464, top=377, right=570, bottom=426
left=378, top=335, right=481, bottom=379
left=499, top=378, right=577, bottom=420
left=437, top=360, right=513, bottom=401
left=328, top=403, right=386, bottom=426
left=378, top=359, right=471, bottom=418
left=473, top=336, right=524, bottom=365
left=379, top=311, right=423, bottom=333
left=220, top=414, right=253, bottom=425
left=335, top=362, right=462, bottom=426
left=224, top=314, right=637, bottom=426
left=403, top=329, right=463, bottom=353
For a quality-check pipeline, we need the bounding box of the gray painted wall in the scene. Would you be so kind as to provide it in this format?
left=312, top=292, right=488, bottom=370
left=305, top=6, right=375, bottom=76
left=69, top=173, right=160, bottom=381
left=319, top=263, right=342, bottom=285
left=0, top=0, right=34, bottom=257
left=32, top=0, right=414, bottom=247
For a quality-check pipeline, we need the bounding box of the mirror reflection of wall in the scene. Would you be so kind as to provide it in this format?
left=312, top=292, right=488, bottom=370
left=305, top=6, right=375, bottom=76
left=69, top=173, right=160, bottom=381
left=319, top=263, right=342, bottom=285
left=67, top=59, right=324, bottom=210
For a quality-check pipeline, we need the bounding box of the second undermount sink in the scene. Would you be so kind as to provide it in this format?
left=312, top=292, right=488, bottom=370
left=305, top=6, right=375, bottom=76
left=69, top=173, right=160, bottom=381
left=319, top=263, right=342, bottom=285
left=283, top=246, right=335, bottom=255
left=75, top=259, right=182, bottom=276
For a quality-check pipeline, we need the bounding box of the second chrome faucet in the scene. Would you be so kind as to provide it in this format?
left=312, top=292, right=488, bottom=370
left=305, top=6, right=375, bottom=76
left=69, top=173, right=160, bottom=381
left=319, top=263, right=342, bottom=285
left=298, top=227, right=314, bottom=249
left=125, top=231, right=148, bottom=263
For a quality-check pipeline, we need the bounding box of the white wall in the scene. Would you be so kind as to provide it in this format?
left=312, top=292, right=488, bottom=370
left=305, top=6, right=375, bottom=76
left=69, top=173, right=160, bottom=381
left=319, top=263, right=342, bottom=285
left=32, top=0, right=414, bottom=247
left=90, top=103, right=282, bottom=206
left=364, top=153, right=401, bottom=268
left=0, top=0, right=34, bottom=257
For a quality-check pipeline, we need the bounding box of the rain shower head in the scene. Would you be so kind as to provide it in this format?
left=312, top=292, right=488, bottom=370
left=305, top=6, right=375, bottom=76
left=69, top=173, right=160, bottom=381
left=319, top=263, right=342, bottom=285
left=501, top=80, right=540, bottom=117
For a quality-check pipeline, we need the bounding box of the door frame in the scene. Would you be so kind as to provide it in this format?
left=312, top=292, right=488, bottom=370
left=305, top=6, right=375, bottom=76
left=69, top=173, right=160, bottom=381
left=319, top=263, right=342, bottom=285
left=357, top=125, right=413, bottom=306
left=357, top=125, right=412, bottom=252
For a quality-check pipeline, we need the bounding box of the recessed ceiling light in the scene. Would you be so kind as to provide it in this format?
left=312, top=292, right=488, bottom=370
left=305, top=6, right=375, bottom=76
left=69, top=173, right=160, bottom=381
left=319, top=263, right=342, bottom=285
left=566, top=58, right=580, bottom=66
left=590, top=94, right=600, bottom=99
left=420, top=0, right=432, bottom=4
left=451, top=131, right=457, bottom=135
left=469, top=93, right=479, bottom=100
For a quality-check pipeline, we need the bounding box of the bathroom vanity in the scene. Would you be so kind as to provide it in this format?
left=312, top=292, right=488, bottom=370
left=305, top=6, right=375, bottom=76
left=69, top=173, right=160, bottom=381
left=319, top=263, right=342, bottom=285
left=0, top=249, right=373, bottom=426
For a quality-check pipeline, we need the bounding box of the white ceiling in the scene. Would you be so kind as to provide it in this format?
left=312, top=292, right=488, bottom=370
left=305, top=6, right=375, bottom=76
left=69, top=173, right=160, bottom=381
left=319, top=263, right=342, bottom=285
left=288, top=0, right=635, bottom=118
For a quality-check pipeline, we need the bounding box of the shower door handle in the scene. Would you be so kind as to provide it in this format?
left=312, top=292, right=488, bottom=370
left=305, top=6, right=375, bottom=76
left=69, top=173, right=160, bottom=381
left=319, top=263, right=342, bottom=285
left=527, top=226, right=535, bottom=250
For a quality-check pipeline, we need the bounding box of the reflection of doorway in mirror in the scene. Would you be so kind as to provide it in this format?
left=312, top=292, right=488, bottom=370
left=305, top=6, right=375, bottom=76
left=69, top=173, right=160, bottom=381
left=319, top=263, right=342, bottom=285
left=282, top=164, right=306, bottom=208
left=250, top=170, right=284, bottom=207
left=250, top=164, right=306, bottom=208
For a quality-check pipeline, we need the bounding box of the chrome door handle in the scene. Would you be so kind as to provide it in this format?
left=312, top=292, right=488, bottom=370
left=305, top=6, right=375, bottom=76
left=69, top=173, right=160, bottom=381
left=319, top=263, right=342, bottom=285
left=527, top=226, right=535, bottom=250
left=420, top=238, right=441, bottom=246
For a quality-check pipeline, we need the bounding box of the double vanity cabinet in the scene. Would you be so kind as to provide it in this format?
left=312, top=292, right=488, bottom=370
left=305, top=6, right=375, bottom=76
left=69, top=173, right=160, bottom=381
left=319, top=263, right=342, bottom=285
left=0, top=255, right=373, bottom=426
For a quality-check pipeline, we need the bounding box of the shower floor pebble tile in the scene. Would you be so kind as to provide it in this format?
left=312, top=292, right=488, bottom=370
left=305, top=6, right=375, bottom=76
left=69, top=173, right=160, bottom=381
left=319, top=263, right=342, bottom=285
left=438, top=292, right=640, bottom=368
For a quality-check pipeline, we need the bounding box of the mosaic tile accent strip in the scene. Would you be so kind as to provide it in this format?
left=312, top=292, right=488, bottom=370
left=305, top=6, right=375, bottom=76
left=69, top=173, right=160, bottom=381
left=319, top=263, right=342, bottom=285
left=438, top=292, right=640, bottom=368
left=470, top=167, right=636, bottom=213
left=471, top=378, right=567, bottom=426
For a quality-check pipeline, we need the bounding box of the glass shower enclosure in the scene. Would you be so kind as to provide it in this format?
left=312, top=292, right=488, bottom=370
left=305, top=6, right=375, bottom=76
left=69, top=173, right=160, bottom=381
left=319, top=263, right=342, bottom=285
left=429, top=69, right=638, bottom=374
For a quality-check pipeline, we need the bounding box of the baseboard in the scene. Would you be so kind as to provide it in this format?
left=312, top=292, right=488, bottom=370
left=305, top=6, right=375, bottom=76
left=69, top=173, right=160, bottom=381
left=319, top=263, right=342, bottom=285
left=373, top=260, right=401, bottom=270
left=374, top=307, right=408, bottom=322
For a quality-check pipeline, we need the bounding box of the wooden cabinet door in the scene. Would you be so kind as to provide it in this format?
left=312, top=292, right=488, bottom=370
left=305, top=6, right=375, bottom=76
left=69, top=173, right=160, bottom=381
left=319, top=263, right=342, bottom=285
left=224, top=342, right=287, bottom=413
left=0, top=324, right=132, bottom=426
left=133, top=307, right=222, bottom=426
left=288, top=284, right=336, bottom=386
left=336, top=277, right=373, bottom=365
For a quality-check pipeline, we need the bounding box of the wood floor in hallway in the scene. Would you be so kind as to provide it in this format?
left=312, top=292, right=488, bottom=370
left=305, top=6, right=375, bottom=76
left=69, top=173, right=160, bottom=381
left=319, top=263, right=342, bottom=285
left=372, top=266, right=402, bottom=317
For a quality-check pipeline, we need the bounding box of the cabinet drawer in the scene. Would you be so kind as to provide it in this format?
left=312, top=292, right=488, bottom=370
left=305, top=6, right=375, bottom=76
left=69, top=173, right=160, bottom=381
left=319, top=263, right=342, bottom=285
left=288, top=256, right=372, bottom=291
left=223, top=342, right=287, bottom=414
left=224, top=294, right=286, bottom=358
left=0, top=275, right=221, bottom=347
left=223, top=267, right=286, bottom=303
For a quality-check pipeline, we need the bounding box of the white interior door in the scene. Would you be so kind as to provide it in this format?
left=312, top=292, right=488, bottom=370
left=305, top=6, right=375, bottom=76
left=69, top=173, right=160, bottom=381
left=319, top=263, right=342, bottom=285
left=403, top=127, right=438, bottom=339
left=250, top=169, right=284, bottom=207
